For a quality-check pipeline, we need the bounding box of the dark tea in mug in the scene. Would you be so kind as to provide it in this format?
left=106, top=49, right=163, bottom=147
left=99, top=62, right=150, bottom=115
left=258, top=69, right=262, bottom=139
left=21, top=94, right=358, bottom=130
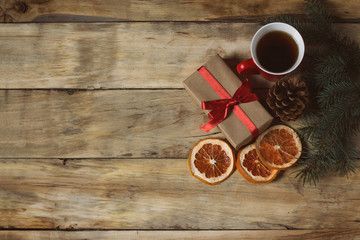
left=256, top=31, right=299, bottom=73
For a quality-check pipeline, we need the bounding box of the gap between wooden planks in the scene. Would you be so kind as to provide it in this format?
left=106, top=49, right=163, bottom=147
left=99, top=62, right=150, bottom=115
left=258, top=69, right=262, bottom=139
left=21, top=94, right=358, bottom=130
left=0, top=23, right=358, bottom=89
left=1, top=229, right=360, bottom=240
left=0, top=158, right=359, bottom=230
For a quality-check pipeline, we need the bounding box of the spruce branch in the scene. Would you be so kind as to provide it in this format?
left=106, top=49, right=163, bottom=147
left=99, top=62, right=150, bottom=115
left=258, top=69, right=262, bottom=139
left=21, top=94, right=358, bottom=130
left=296, top=92, right=360, bottom=184
left=317, top=82, right=356, bottom=108
left=265, top=0, right=360, bottom=184
left=304, top=0, right=332, bottom=29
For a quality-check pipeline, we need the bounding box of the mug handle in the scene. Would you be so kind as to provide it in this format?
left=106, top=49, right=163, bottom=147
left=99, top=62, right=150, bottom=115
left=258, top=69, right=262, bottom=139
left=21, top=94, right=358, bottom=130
left=237, top=58, right=260, bottom=75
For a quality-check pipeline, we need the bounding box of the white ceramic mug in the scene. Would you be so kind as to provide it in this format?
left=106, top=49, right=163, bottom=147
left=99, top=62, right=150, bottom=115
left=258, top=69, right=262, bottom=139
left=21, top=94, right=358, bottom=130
left=237, top=22, right=305, bottom=81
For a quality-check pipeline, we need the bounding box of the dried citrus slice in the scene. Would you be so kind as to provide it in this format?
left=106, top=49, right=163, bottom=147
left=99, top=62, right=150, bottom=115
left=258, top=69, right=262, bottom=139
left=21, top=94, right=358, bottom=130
left=236, top=144, right=279, bottom=184
left=188, top=138, right=235, bottom=185
left=255, top=125, right=302, bottom=169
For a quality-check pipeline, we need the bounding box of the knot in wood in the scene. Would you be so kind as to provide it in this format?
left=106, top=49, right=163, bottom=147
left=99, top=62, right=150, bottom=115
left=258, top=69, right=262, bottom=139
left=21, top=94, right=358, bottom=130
left=14, top=1, right=28, bottom=13
left=3, top=14, right=14, bottom=23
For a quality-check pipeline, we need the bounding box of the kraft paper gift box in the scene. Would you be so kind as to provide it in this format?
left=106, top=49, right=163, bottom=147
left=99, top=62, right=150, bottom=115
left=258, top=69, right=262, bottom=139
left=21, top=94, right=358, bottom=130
left=183, top=54, right=273, bottom=149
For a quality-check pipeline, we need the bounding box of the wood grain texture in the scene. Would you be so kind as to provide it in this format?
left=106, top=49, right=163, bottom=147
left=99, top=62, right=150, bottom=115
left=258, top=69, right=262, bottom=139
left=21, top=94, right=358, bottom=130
left=1, top=89, right=360, bottom=158
left=0, top=89, right=221, bottom=158
left=0, top=158, right=359, bottom=229
left=0, top=0, right=358, bottom=23
left=0, top=22, right=268, bottom=89
left=1, top=230, right=360, bottom=240
left=0, top=23, right=359, bottom=89
left=0, top=1, right=359, bottom=234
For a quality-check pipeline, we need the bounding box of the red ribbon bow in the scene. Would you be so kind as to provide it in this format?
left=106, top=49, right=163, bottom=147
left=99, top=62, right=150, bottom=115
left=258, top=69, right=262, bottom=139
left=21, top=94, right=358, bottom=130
left=200, top=78, right=258, bottom=132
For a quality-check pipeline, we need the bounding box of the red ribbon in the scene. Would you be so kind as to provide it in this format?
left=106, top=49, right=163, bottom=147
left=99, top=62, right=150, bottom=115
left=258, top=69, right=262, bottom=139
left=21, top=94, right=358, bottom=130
left=198, top=66, right=259, bottom=138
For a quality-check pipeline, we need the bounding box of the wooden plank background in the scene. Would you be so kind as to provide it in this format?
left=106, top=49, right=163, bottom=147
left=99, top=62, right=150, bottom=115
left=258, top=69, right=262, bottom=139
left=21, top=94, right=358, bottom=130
left=0, top=0, right=359, bottom=23
left=0, top=90, right=220, bottom=158
left=1, top=230, right=360, bottom=240
left=1, top=89, right=360, bottom=158
left=0, top=23, right=358, bottom=89
left=0, top=0, right=359, bottom=239
left=1, top=159, right=359, bottom=229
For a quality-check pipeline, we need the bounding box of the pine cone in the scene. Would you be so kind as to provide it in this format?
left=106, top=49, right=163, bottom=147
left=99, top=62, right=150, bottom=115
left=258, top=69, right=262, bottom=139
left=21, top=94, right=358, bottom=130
left=266, top=75, right=309, bottom=121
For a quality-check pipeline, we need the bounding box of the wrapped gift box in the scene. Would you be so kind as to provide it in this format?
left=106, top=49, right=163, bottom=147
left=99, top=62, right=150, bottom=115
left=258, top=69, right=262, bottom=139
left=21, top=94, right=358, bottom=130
left=183, top=54, right=273, bottom=149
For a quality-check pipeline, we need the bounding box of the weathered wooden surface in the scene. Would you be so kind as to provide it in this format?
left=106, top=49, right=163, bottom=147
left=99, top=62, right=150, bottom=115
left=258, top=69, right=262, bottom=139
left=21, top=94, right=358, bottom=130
left=0, top=0, right=359, bottom=237
left=0, top=22, right=265, bottom=89
left=0, top=23, right=359, bottom=89
left=1, top=230, right=360, bottom=240
left=0, top=158, right=359, bottom=229
left=1, top=89, right=358, bottom=158
left=0, top=0, right=358, bottom=23
left=0, top=89, right=220, bottom=158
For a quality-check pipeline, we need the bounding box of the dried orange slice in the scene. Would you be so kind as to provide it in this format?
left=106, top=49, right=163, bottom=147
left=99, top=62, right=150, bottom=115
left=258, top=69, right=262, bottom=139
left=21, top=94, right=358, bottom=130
left=255, top=125, right=302, bottom=170
left=236, top=144, right=279, bottom=184
left=188, top=138, right=235, bottom=185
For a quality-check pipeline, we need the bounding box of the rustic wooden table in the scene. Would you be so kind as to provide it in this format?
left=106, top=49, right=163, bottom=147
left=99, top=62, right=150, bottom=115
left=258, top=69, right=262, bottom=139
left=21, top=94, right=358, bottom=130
left=0, top=0, right=359, bottom=239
